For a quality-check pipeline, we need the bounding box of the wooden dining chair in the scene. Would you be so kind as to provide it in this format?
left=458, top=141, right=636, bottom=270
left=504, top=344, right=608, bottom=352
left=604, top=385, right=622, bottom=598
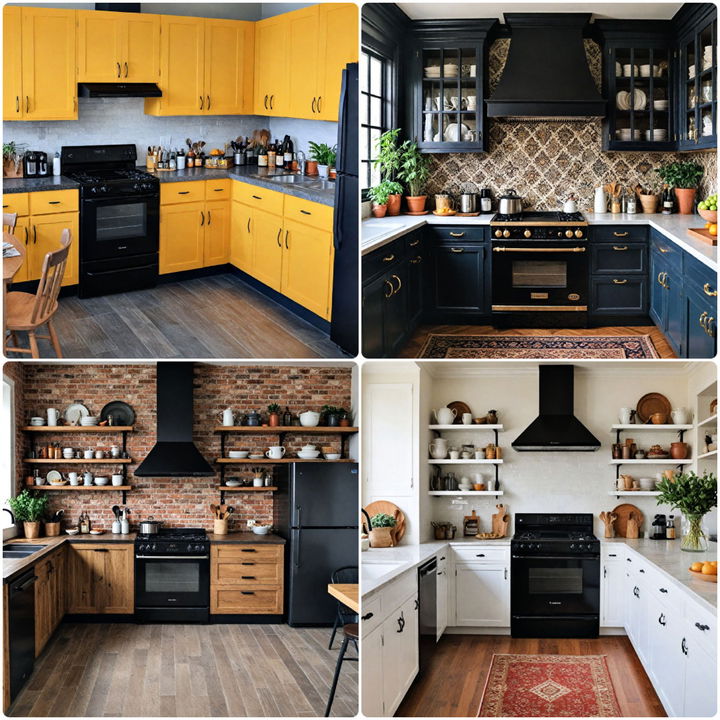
left=3, top=212, right=18, bottom=232
left=4, top=229, right=71, bottom=358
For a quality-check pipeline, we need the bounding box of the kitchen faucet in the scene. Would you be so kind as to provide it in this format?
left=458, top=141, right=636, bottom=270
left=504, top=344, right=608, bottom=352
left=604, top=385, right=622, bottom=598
left=296, top=150, right=306, bottom=176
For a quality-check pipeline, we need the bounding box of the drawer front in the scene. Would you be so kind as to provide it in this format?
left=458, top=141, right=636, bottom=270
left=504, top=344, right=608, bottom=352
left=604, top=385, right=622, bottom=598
left=361, top=594, right=382, bottom=637
left=3, top=193, right=29, bottom=216
left=231, top=182, right=284, bottom=215
left=685, top=252, right=717, bottom=298
left=211, top=586, right=282, bottom=614
left=29, top=190, right=78, bottom=215
left=651, top=230, right=681, bottom=266
left=160, top=181, right=205, bottom=205
left=363, top=237, right=404, bottom=282
left=592, top=225, right=647, bottom=243
left=212, top=544, right=283, bottom=564
left=601, top=545, right=625, bottom=562
left=644, top=566, right=680, bottom=608
left=404, top=230, right=424, bottom=254
left=213, top=559, right=282, bottom=586
left=205, top=179, right=232, bottom=197
left=426, top=225, right=485, bottom=243
left=591, top=276, right=647, bottom=314
left=284, top=194, right=334, bottom=230
left=452, top=545, right=508, bottom=564
left=684, top=597, right=716, bottom=651
left=591, top=242, right=647, bottom=274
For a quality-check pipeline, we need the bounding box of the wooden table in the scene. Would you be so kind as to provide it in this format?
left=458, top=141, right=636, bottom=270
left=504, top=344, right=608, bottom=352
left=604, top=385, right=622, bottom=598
left=3, top=231, right=25, bottom=287
left=328, top=583, right=359, bottom=613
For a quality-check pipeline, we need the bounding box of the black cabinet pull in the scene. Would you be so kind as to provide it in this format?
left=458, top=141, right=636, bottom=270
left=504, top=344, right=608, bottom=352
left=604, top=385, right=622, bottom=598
left=396, top=611, right=405, bottom=633
left=476, top=553, right=485, bottom=557
left=695, top=622, right=710, bottom=631
left=240, top=562, right=255, bottom=565
left=276, top=228, right=282, bottom=247
left=659, top=587, right=668, bottom=593
left=178, top=191, right=190, bottom=195
left=264, top=94, right=268, bottom=109
left=681, top=637, right=688, bottom=655
left=207, top=210, right=211, bottom=225
left=658, top=613, right=666, bottom=626
left=93, top=549, right=109, bottom=553
left=311, top=97, right=316, bottom=113
left=361, top=612, right=374, bottom=621
left=626, top=557, right=632, bottom=562
left=241, top=576, right=256, bottom=580
left=414, top=599, right=419, bottom=610
left=608, top=553, right=617, bottom=557
left=317, top=96, right=321, bottom=112
left=639, top=568, right=645, bottom=573
left=116, top=62, right=121, bottom=78
left=270, top=94, right=274, bottom=110
left=124, top=62, right=128, bottom=78
left=48, top=201, right=61, bottom=205
left=240, top=548, right=257, bottom=552
left=285, top=230, right=289, bottom=249
left=213, top=188, right=224, bottom=192
left=207, top=95, right=211, bottom=110
left=200, top=211, right=205, bottom=226
left=247, top=217, right=251, bottom=233
left=440, top=556, right=445, bottom=561
left=300, top=209, right=312, bottom=215
left=252, top=195, right=262, bottom=200
left=241, top=591, right=255, bottom=595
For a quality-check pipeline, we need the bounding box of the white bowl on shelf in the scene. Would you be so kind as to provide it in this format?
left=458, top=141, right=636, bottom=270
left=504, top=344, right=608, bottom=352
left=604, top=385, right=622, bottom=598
left=94, top=476, right=109, bottom=486
left=299, top=411, right=320, bottom=427
left=297, top=450, right=321, bottom=459
left=324, top=453, right=341, bottom=460
left=228, top=450, right=248, bottom=459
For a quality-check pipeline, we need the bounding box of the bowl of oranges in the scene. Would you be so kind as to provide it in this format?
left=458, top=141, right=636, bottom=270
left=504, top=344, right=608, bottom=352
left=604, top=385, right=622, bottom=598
left=689, top=560, right=718, bottom=582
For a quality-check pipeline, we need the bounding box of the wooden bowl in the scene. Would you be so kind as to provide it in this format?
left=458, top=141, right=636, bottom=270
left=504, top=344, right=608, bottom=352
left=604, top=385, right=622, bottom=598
left=689, top=567, right=718, bottom=582
left=698, top=208, right=717, bottom=223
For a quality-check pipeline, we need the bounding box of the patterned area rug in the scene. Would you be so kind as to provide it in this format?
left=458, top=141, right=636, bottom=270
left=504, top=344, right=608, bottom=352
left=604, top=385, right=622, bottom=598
left=478, top=654, right=621, bottom=717
left=418, top=334, right=660, bottom=359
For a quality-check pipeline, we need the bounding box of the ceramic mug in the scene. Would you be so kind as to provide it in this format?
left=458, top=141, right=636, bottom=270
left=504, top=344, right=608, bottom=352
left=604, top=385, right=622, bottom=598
left=266, top=446, right=286, bottom=460
left=47, top=408, right=59, bottom=426
left=84, top=449, right=94, bottom=459
left=83, top=472, right=93, bottom=486
left=462, top=413, right=472, bottom=425
left=95, top=450, right=104, bottom=459
left=619, top=407, right=632, bottom=424
left=68, top=472, right=78, bottom=485
left=253, top=477, right=264, bottom=487
left=110, top=445, right=120, bottom=458
left=449, top=450, right=460, bottom=460
left=63, top=448, right=74, bottom=458
left=111, top=474, right=124, bottom=486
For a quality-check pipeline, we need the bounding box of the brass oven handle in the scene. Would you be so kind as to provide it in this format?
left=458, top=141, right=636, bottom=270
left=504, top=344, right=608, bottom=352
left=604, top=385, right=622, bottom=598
left=703, top=283, right=717, bottom=297
left=449, top=232, right=465, bottom=238
left=383, top=254, right=395, bottom=262
left=450, top=247, right=464, bottom=253
left=613, top=231, right=629, bottom=237
left=391, top=274, right=402, bottom=293
left=613, top=279, right=628, bottom=285
left=384, top=280, right=394, bottom=298
left=612, top=245, right=628, bottom=251
left=493, top=246, right=586, bottom=253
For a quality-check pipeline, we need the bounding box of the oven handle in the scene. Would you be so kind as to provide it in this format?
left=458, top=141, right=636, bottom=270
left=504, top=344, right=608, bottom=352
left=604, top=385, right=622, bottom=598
left=135, top=555, right=209, bottom=560
left=512, top=555, right=599, bottom=561
left=82, top=194, right=159, bottom=203
left=493, top=246, right=586, bottom=253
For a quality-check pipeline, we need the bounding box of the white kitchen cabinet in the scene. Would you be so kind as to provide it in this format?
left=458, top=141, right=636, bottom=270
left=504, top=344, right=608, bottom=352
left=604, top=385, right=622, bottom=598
left=647, top=594, right=685, bottom=717
left=437, top=552, right=448, bottom=639
left=455, top=563, right=509, bottom=627
left=683, top=637, right=717, bottom=717
left=382, top=592, right=419, bottom=717
left=600, top=547, right=625, bottom=627
left=625, top=564, right=649, bottom=665
left=361, top=626, right=385, bottom=717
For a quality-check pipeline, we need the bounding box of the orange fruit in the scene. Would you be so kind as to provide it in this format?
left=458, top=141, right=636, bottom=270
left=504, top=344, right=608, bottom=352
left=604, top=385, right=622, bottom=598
left=701, top=563, right=717, bottom=575
left=710, top=561, right=718, bottom=566
left=705, top=222, right=712, bottom=229
left=709, top=223, right=717, bottom=236
left=691, top=561, right=704, bottom=572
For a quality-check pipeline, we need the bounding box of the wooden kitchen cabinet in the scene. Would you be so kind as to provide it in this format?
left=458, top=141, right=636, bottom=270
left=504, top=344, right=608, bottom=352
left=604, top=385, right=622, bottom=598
left=67, top=544, right=133, bottom=615
left=253, top=14, right=289, bottom=116
left=287, top=6, right=321, bottom=119
left=34, top=546, right=65, bottom=657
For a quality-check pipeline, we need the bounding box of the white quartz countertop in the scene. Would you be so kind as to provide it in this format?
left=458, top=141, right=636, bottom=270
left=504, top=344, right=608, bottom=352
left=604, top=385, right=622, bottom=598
left=361, top=212, right=718, bottom=271
left=603, top=538, right=717, bottom=612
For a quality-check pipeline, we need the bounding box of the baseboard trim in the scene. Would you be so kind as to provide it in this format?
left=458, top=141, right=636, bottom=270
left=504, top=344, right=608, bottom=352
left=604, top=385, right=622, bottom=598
left=209, top=614, right=284, bottom=624
left=444, top=626, right=510, bottom=635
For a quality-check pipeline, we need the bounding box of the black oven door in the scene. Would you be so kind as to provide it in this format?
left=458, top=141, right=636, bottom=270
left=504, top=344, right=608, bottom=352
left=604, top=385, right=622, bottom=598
left=135, top=555, right=209, bottom=610
left=81, top=195, right=159, bottom=261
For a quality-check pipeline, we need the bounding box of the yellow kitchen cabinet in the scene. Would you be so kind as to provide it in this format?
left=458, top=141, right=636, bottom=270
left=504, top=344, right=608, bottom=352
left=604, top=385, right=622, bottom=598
left=287, top=6, right=321, bottom=119
left=204, top=199, right=231, bottom=266
left=251, top=207, right=284, bottom=291
left=253, top=14, right=289, bottom=116
left=29, top=212, right=79, bottom=287
left=10, top=217, right=31, bottom=283
left=3, top=7, right=23, bottom=120
left=20, top=7, right=76, bottom=120
left=160, top=201, right=206, bottom=274
left=77, top=11, right=160, bottom=83
left=282, top=218, right=334, bottom=320
left=230, top=201, right=254, bottom=273
left=2, top=192, right=29, bottom=217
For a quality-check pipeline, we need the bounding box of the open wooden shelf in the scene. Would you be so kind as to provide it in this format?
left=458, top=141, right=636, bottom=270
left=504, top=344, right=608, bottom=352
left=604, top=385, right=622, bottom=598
left=429, top=424, right=503, bottom=431
left=24, top=458, right=132, bottom=464
left=609, top=459, right=693, bottom=465
left=216, top=458, right=355, bottom=464
left=214, top=426, right=358, bottom=434
left=429, top=490, right=504, bottom=496
left=217, top=486, right=278, bottom=492
left=607, top=491, right=661, bottom=496
left=31, top=485, right=132, bottom=491
left=22, top=426, right=134, bottom=432
left=610, top=424, right=693, bottom=432
left=427, top=459, right=503, bottom=465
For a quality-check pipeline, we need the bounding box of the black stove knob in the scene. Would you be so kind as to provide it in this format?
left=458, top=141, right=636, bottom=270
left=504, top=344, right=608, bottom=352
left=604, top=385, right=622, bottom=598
left=152, top=543, right=157, bottom=551
left=519, top=543, right=526, bottom=550
left=570, top=543, right=576, bottom=550
left=535, top=543, right=542, bottom=550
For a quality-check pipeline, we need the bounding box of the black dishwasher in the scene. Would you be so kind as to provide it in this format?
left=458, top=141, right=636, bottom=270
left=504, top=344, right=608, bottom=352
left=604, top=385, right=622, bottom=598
left=8, top=568, right=37, bottom=702
left=418, top=557, right=437, bottom=672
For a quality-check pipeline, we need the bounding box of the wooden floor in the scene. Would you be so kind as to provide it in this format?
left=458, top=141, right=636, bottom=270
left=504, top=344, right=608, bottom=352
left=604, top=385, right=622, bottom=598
left=400, top=324, right=676, bottom=359
left=5, top=274, right=345, bottom=359
left=396, top=634, right=665, bottom=717
left=9, top=622, right=358, bottom=717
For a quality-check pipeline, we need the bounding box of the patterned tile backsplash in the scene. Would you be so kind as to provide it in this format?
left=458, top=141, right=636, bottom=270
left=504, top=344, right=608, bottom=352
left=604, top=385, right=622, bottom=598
left=426, top=38, right=717, bottom=209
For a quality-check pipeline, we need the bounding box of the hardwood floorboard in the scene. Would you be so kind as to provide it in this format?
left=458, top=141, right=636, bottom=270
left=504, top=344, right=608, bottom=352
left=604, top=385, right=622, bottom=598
left=399, top=324, right=677, bottom=359
left=395, top=634, right=665, bottom=717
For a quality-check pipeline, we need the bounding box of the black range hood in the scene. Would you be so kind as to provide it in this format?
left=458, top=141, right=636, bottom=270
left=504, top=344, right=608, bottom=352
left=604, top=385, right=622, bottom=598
left=512, top=365, right=600, bottom=452
left=486, top=14, right=606, bottom=119
left=78, top=83, right=162, bottom=98
left=134, top=363, right=214, bottom=477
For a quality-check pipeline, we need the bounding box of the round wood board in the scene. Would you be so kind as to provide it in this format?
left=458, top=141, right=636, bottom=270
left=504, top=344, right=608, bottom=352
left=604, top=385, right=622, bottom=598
left=636, top=392, right=671, bottom=424
left=364, top=500, right=406, bottom=542
left=447, top=401, right=472, bottom=425
left=611, top=503, right=644, bottom=537
left=689, top=568, right=718, bottom=583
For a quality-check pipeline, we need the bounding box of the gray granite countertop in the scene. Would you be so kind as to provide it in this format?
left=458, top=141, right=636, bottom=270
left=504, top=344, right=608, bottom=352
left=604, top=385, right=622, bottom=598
left=3, top=175, right=80, bottom=194
left=146, top=165, right=335, bottom=207
left=206, top=531, right=285, bottom=544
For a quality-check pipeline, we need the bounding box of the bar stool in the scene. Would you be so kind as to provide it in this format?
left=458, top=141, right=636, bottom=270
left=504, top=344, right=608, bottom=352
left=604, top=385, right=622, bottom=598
left=324, top=622, right=358, bottom=716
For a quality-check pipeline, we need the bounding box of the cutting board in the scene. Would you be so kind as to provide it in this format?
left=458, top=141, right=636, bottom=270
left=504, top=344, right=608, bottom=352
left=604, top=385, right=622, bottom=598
left=612, top=503, right=644, bottom=537
left=364, top=501, right=406, bottom=544
left=491, top=504, right=509, bottom=537
left=687, top=227, right=718, bottom=246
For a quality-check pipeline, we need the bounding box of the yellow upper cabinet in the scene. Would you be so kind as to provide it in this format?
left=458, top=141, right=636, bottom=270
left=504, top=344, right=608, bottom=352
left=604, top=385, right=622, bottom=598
left=253, top=14, right=288, bottom=116
left=124, top=14, right=161, bottom=82
left=287, top=6, right=320, bottom=120
left=3, top=7, right=23, bottom=120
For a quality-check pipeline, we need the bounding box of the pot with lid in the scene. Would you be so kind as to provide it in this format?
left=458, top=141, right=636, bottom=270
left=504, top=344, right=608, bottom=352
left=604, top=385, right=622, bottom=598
left=498, top=188, right=523, bottom=216
left=139, top=516, right=162, bottom=534
left=459, top=182, right=478, bottom=213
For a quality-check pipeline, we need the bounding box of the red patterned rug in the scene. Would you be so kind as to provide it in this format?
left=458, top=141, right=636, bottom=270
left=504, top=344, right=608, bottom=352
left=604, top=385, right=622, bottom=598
left=478, top=654, right=622, bottom=717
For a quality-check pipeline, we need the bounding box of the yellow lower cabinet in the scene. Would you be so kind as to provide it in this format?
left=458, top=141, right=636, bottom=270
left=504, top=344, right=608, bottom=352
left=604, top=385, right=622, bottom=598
left=160, top=201, right=205, bottom=274
left=230, top=200, right=253, bottom=273
left=251, top=208, right=284, bottom=292
left=29, top=212, right=79, bottom=286
left=203, top=199, right=230, bottom=266
left=11, top=217, right=30, bottom=283
left=281, top=219, right=334, bottom=320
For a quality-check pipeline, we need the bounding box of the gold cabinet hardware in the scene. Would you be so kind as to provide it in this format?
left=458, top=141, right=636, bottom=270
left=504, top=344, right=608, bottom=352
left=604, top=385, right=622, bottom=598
left=410, top=256, right=423, bottom=264
left=613, top=279, right=628, bottom=285
left=703, top=283, right=717, bottom=297
left=391, top=274, right=402, bottom=293
left=384, top=280, right=394, bottom=298
left=700, top=311, right=709, bottom=330
left=493, top=246, right=586, bottom=253
left=659, top=247, right=669, bottom=253
left=450, top=247, right=464, bottom=253
left=706, top=317, right=715, bottom=337
left=383, top=254, right=395, bottom=262
left=613, top=231, right=629, bottom=237
left=409, top=239, right=420, bottom=246
left=613, top=245, right=628, bottom=251
left=449, top=232, right=465, bottom=238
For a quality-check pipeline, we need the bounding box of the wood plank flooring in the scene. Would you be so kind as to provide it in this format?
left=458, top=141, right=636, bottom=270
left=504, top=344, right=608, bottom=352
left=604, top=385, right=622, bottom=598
left=396, top=634, right=665, bottom=717
left=5, top=274, right=345, bottom=359
left=9, top=623, right=357, bottom=717
left=400, top=324, right=676, bottom=359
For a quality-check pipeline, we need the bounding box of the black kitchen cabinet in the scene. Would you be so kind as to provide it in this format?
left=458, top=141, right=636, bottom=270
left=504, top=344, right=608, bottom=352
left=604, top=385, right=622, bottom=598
left=591, top=242, right=647, bottom=274
left=405, top=234, right=426, bottom=328
left=591, top=276, right=647, bottom=314
left=431, top=241, right=486, bottom=314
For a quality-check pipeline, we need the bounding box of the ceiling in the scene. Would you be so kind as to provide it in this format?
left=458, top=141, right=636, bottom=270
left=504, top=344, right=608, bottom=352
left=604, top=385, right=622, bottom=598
left=397, top=2, right=683, bottom=21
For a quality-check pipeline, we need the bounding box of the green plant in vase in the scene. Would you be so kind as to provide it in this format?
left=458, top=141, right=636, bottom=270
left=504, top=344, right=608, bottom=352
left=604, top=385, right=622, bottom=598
left=267, top=403, right=281, bottom=427
left=367, top=180, right=403, bottom=218
left=7, top=490, right=49, bottom=539
left=655, top=471, right=717, bottom=551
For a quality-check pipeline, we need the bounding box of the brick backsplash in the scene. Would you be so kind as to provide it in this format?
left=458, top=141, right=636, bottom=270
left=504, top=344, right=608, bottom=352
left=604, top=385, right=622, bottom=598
left=7, top=363, right=353, bottom=533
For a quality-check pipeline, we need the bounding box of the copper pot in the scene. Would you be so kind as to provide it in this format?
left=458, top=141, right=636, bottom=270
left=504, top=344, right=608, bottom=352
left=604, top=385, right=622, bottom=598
left=670, top=441, right=689, bottom=459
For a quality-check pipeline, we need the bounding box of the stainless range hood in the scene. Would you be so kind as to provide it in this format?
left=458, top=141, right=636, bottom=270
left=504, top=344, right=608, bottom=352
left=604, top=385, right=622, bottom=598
left=134, top=363, right=214, bottom=477
left=512, top=365, right=600, bottom=451
left=486, top=14, right=606, bottom=119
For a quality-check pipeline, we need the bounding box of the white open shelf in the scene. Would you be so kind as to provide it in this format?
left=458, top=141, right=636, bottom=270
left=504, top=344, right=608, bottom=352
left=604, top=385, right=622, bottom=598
left=610, top=424, right=693, bottom=432
left=607, top=491, right=661, bottom=496
left=696, top=450, right=718, bottom=460
left=696, top=415, right=717, bottom=429
left=428, top=459, right=504, bottom=465
left=429, top=424, right=504, bottom=431
left=429, top=490, right=504, bottom=496
left=609, top=459, right=693, bottom=465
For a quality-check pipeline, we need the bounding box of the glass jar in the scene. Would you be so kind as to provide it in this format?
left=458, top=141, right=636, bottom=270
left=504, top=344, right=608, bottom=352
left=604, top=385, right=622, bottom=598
left=681, top=513, right=709, bottom=552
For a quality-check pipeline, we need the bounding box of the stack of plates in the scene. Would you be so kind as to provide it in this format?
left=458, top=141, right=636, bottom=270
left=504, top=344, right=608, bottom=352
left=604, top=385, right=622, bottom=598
left=80, top=416, right=98, bottom=426
left=424, top=66, right=441, bottom=78
left=443, top=63, right=458, bottom=77
left=616, top=89, right=646, bottom=111
left=688, top=64, right=696, bottom=79
left=653, top=99, right=668, bottom=111
left=616, top=128, right=639, bottom=141
left=623, top=63, right=639, bottom=77
left=639, top=64, right=662, bottom=78
left=645, top=129, right=668, bottom=141
left=703, top=46, right=713, bottom=69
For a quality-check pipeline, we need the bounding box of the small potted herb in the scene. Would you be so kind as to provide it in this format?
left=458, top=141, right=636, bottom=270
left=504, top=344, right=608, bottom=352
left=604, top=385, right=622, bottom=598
left=308, top=142, right=337, bottom=179
left=321, top=404, right=341, bottom=427
left=367, top=180, right=402, bottom=218
left=267, top=403, right=281, bottom=428
left=8, top=490, right=49, bottom=539
left=369, top=512, right=396, bottom=547
left=656, top=161, right=704, bottom=214
left=338, top=407, right=353, bottom=428
left=3, top=142, right=25, bottom=178
left=373, top=129, right=403, bottom=215
left=398, top=139, right=431, bottom=213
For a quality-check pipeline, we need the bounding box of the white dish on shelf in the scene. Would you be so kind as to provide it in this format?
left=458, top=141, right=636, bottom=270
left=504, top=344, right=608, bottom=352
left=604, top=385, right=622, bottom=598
left=324, top=453, right=341, bottom=460
left=249, top=454, right=264, bottom=459
left=46, top=470, right=63, bottom=484
left=65, top=403, right=89, bottom=425
left=228, top=450, right=248, bottom=459
left=66, top=528, right=79, bottom=535
left=225, top=480, right=242, bottom=487
left=298, top=450, right=321, bottom=459
left=444, top=122, right=471, bottom=142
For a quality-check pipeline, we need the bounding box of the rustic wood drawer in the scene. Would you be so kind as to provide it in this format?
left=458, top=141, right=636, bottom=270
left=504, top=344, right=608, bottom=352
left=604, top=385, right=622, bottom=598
left=231, top=181, right=284, bottom=215
left=205, top=179, right=232, bottom=196
left=160, top=181, right=205, bottom=205
left=2, top=193, right=29, bottom=216
left=283, top=194, right=333, bottom=230
left=211, top=586, right=282, bottom=614
left=29, top=190, right=78, bottom=215
left=451, top=545, right=508, bottom=564
left=212, top=544, right=283, bottom=564
left=213, top=558, right=282, bottom=586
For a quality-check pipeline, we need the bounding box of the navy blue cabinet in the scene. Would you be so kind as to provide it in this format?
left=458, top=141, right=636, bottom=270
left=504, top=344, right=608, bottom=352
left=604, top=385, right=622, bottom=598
left=649, top=229, right=684, bottom=355
left=432, top=242, right=486, bottom=315
left=684, top=253, right=717, bottom=357
left=591, top=276, right=647, bottom=314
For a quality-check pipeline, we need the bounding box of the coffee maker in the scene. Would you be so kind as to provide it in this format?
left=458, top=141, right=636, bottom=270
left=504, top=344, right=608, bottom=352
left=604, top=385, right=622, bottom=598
left=23, top=151, right=48, bottom=178
left=651, top=514, right=667, bottom=540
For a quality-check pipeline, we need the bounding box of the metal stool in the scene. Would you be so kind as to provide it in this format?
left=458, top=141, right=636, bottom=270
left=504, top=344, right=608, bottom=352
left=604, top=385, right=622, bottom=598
left=324, top=622, right=358, bottom=716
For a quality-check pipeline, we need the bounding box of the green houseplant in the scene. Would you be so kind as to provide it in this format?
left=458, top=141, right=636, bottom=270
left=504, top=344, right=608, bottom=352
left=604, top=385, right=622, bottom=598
left=308, top=142, right=337, bottom=179
left=373, top=129, right=403, bottom=215
left=367, top=180, right=403, bottom=218
left=656, top=161, right=704, bottom=214
left=3, top=141, right=25, bottom=178
left=655, top=471, right=717, bottom=551
left=369, top=512, right=396, bottom=548
left=321, top=405, right=342, bottom=427
left=8, top=490, right=49, bottom=539
left=267, top=403, right=281, bottom=427
left=398, top=140, right=431, bottom=212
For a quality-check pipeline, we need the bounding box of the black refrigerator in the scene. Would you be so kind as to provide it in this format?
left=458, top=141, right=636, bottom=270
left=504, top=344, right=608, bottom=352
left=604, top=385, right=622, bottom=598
left=330, top=62, right=359, bottom=357
left=274, top=462, right=358, bottom=626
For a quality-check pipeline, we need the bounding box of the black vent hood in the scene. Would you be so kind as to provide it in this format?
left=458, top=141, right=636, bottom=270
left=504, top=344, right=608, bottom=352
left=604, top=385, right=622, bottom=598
left=78, top=83, right=162, bottom=98
left=512, top=365, right=600, bottom=452
left=486, top=14, right=605, bottom=119
left=134, top=363, right=214, bottom=477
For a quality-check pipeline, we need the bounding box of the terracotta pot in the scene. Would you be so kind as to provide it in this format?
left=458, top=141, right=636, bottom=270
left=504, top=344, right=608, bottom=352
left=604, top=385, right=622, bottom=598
left=23, top=521, right=41, bottom=539
left=674, top=187, right=696, bottom=215
left=387, top=193, right=402, bottom=216
left=406, top=195, right=427, bottom=213
left=268, top=413, right=280, bottom=427
left=44, top=521, right=61, bottom=537
left=639, top=194, right=659, bottom=213
left=305, top=160, right=318, bottom=176
left=670, top=441, right=689, bottom=459
left=369, top=527, right=394, bottom=548
left=339, top=417, right=351, bottom=427
left=372, top=203, right=387, bottom=218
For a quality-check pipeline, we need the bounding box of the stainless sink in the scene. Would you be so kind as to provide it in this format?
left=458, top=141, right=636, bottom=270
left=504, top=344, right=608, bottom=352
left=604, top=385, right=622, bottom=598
left=3, top=544, right=45, bottom=559
left=269, top=175, right=303, bottom=184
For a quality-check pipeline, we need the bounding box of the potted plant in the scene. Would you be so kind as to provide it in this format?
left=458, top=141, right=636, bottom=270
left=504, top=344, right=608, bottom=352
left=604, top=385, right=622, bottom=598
left=367, top=180, right=402, bottom=218
left=369, top=513, right=396, bottom=547
left=3, top=142, right=25, bottom=178
left=655, top=470, right=716, bottom=552
left=398, top=139, right=431, bottom=213
left=8, top=490, right=49, bottom=539
left=267, top=403, right=281, bottom=427
left=338, top=407, right=353, bottom=428
left=373, top=129, right=403, bottom=215
left=321, top=404, right=341, bottom=427
left=656, top=161, right=704, bottom=214
left=308, top=142, right=336, bottom=179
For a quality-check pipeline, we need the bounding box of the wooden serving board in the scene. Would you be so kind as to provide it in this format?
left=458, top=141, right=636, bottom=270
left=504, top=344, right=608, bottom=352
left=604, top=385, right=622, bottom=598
left=612, top=503, right=644, bottom=537
left=364, top=501, right=406, bottom=543
left=689, top=568, right=717, bottom=583
left=687, top=227, right=718, bottom=246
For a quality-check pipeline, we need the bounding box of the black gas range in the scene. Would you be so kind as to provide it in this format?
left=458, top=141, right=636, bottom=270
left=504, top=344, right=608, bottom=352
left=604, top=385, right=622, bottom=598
left=62, top=144, right=160, bottom=298
left=134, top=527, right=210, bottom=623
left=511, top=513, right=600, bottom=638
left=490, top=211, right=590, bottom=328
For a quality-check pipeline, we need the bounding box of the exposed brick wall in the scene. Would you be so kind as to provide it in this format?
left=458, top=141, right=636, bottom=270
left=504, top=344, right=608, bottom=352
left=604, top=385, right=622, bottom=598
left=12, top=363, right=353, bottom=533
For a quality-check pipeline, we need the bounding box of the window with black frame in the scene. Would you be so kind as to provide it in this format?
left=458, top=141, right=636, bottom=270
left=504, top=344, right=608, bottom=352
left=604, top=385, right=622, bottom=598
left=360, top=46, right=391, bottom=192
